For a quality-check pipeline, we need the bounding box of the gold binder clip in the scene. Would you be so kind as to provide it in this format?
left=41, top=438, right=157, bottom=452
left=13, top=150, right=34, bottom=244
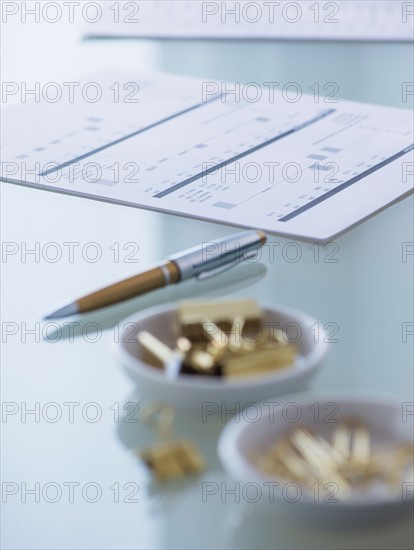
left=140, top=299, right=297, bottom=380
left=135, top=403, right=205, bottom=483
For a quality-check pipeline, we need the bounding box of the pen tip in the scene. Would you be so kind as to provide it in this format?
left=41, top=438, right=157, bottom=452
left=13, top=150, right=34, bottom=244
left=44, top=302, right=79, bottom=320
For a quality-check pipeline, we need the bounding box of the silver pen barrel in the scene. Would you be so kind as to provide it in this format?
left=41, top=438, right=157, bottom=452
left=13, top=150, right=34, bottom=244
left=168, top=230, right=266, bottom=281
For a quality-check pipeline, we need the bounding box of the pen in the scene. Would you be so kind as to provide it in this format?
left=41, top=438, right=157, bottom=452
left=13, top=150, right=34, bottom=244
left=45, top=230, right=267, bottom=319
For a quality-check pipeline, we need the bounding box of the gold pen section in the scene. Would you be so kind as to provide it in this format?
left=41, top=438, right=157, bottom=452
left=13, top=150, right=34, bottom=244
left=77, top=262, right=180, bottom=313
left=257, top=230, right=267, bottom=246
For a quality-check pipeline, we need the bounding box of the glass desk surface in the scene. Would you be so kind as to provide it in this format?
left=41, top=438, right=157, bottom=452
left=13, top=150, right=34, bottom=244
left=1, top=16, right=413, bottom=550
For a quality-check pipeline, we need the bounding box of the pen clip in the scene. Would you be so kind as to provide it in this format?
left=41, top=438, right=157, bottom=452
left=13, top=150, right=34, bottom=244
left=196, top=250, right=258, bottom=281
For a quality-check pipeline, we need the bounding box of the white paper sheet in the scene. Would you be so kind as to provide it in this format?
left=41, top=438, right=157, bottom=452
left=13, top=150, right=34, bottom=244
left=1, top=69, right=413, bottom=241
left=84, top=1, right=414, bottom=42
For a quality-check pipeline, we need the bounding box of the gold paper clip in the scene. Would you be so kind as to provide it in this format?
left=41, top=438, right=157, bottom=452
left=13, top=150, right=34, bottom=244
left=135, top=402, right=205, bottom=483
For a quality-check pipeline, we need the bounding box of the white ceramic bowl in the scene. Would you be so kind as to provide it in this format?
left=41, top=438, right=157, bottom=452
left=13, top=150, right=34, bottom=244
left=113, top=301, right=328, bottom=409
left=218, top=393, right=414, bottom=524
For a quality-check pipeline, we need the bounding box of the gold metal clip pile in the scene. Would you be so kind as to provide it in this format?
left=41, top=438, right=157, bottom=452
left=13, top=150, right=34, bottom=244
left=257, top=422, right=414, bottom=500
left=135, top=403, right=205, bottom=483
left=138, top=299, right=297, bottom=379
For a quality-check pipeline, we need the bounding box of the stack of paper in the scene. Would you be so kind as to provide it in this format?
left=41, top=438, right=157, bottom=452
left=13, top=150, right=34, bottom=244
left=1, top=69, right=413, bottom=240
left=84, top=1, right=414, bottom=42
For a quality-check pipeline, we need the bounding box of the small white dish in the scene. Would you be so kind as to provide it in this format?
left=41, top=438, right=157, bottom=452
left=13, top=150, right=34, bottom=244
left=218, top=392, right=414, bottom=524
left=113, top=301, right=328, bottom=409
